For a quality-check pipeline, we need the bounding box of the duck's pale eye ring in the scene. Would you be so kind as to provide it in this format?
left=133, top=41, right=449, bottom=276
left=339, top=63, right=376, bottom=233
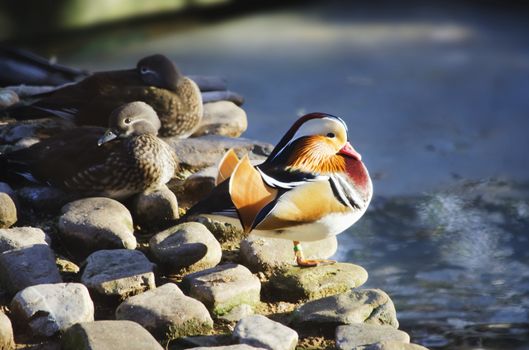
left=140, top=67, right=148, bottom=74
left=124, top=118, right=132, bottom=124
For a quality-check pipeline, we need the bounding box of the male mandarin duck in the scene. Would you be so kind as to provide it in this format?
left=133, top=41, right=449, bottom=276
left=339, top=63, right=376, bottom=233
left=0, top=101, right=177, bottom=199
left=4, top=54, right=203, bottom=137
left=186, top=112, right=373, bottom=266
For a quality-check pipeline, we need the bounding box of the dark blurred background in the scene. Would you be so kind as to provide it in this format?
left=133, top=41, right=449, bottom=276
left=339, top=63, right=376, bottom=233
left=1, top=1, right=528, bottom=349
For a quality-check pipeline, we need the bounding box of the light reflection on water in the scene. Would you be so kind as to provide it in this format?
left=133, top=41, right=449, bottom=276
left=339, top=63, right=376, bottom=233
left=337, top=180, right=529, bottom=349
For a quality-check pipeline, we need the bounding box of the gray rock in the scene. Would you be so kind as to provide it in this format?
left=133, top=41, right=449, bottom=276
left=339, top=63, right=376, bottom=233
left=0, top=117, right=75, bottom=144
left=0, top=193, right=17, bottom=229
left=81, top=249, right=155, bottom=298
left=182, top=264, right=261, bottom=316
left=58, top=197, right=136, bottom=253
left=240, top=236, right=337, bottom=273
left=115, top=283, right=213, bottom=340
left=0, top=312, right=14, bottom=350
left=336, top=324, right=410, bottom=350
left=233, top=315, right=298, bottom=350
left=354, top=341, right=430, bottom=350
left=149, top=222, right=221, bottom=273
left=218, top=304, right=254, bottom=322
left=193, top=101, right=248, bottom=138
left=191, top=345, right=265, bottom=350
left=17, top=186, right=77, bottom=211
left=270, top=263, right=368, bottom=301
left=62, top=320, right=163, bottom=350
left=193, top=215, right=245, bottom=245
left=11, top=283, right=94, bottom=337
left=291, top=289, right=398, bottom=329
left=0, top=244, right=62, bottom=294
left=0, top=89, right=19, bottom=109
left=0, top=227, right=51, bottom=253
left=177, top=334, right=233, bottom=348
left=130, top=185, right=179, bottom=226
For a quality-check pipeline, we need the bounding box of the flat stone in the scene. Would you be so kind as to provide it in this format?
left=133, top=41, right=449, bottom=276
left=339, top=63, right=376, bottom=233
left=58, top=197, right=136, bottom=254
left=193, top=101, right=248, bottom=138
left=353, top=341, right=430, bottom=350
left=0, top=312, right=14, bottom=350
left=233, top=315, right=298, bottom=350
left=0, top=244, right=62, bottom=294
left=149, top=222, right=221, bottom=273
left=336, top=324, right=410, bottom=350
left=130, top=185, right=179, bottom=226
left=291, top=289, right=398, bottom=329
left=0, top=227, right=50, bottom=253
left=218, top=304, right=254, bottom=322
left=62, top=320, right=163, bottom=350
left=115, top=283, right=213, bottom=340
left=240, top=236, right=337, bottom=273
left=270, top=263, right=368, bottom=301
left=182, top=264, right=261, bottom=316
left=0, top=193, right=17, bottom=229
left=192, top=345, right=265, bottom=350
left=0, top=89, right=19, bottom=108
left=11, top=283, right=94, bottom=337
left=81, top=249, right=155, bottom=298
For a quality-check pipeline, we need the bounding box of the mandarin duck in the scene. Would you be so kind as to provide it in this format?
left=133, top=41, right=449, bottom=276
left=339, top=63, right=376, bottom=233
left=4, top=54, right=203, bottom=137
left=0, top=101, right=177, bottom=199
left=185, top=112, right=373, bottom=266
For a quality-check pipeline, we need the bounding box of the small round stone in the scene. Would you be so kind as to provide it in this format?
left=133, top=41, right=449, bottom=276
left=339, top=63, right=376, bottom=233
left=130, top=185, right=179, bottom=226
left=0, top=193, right=17, bottom=229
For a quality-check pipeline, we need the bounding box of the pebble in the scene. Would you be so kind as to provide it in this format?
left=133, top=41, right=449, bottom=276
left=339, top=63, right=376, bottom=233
left=335, top=324, right=410, bottom=350
left=182, top=264, right=261, bottom=316
left=0, top=226, right=50, bottom=253
left=81, top=249, right=155, bottom=298
left=269, top=263, right=368, bottom=301
left=149, top=222, right=221, bottom=273
left=291, top=289, right=399, bottom=329
left=10, top=283, right=94, bottom=337
left=352, top=341, right=430, bottom=350
left=58, top=197, right=136, bottom=254
left=115, top=283, right=213, bottom=340
left=0, top=244, right=62, bottom=294
left=130, top=185, right=179, bottom=226
left=0, top=89, right=19, bottom=109
left=0, top=312, right=14, bottom=350
left=193, top=101, right=248, bottom=138
left=62, top=320, right=163, bottom=350
left=240, top=236, right=337, bottom=273
left=0, top=193, right=17, bottom=229
left=233, top=315, right=298, bottom=350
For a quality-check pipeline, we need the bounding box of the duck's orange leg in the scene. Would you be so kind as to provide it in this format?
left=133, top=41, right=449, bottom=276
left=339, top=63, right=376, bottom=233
left=293, top=240, right=336, bottom=267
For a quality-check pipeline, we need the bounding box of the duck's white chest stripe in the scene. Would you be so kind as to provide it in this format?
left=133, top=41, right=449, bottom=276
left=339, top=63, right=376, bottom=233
left=330, top=174, right=360, bottom=209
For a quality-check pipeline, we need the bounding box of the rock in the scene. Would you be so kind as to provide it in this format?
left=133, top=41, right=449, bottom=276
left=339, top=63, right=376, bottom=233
left=233, top=315, right=298, bottom=350
left=0, top=312, right=14, bottom=350
left=10, top=283, right=94, bottom=337
left=130, top=185, right=179, bottom=226
left=149, top=222, right=221, bottom=273
left=269, top=263, right=368, bottom=301
left=240, top=236, right=337, bottom=273
left=218, top=304, right=254, bottom=322
left=291, top=289, right=398, bottom=329
left=58, top=197, right=136, bottom=254
left=182, top=264, right=261, bottom=316
left=0, top=227, right=50, bottom=253
left=0, top=193, right=17, bottom=229
left=176, top=334, right=233, bottom=348
left=179, top=167, right=217, bottom=207
left=335, top=324, right=410, bottom=350
left=354, top=341, right=430, bottom=350
left=0, top=244, right=62, bottom=294
left=62, top=320, right=163, bottom=350
left=115, top=283, right=213, bottom=340
left=14, top=137, right=39, bottom=148
left=191, top=345, right=265, bottom=350
left=81, top=249, right=155, bottom=298
left=0, top=89, right=19, bottom=108
left=17, top=186, right=78, bottom=211
left=0, top=183, right=15, bottom=198
left=193, top=101, right=248, bottom=138
left=0, top=117, right=75, bottom=144
left=56, top=256, right=80, bottom=274
left=193, top=215, right=245, bottom=245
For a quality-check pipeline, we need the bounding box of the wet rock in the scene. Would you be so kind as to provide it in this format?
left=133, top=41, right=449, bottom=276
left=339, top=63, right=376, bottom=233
left=240, top=236, right=337, bottom=273
left=218, top=304, right=254, bottom=322
left=10, top=283, right=94, bottom=337
left=193, top=101, right=248, bottom=138
left=353, top=341, right=430, bottom=350
left=149, top=222, right=221, bottom=273
left=62, top=320, right=163, bottom=350
left=0, top=227, right=50, bottom=253
left=115, top=283, right=213, bottom=340
left=58, top=197, right=136, bottom=254
left=130, top=185, right=179, bottom=226
left=192, top=345, right=265, bottom=350
left=193, top=215, right=245, bottom=245
left=335, top=324, right=410, bottom=350
left=0, top=117, right=75, bottom=144
left=17, top=186, right=77, bottom=211
left=0, top=89, right=19, bottom=108
left=270, top=263, right=368, bottom=301
left=291, top=289, right=398, bottom=329
left=0, top=193, right=17, bottom=229
left=81, top=249, right=155, bottom=298
left=233, top=315, right=298, bottom=350
left=0, top=312, right=14, bottom=350
left=0, top=244, right=62, bottom=294
left=182, top=264, right=260, bottom=316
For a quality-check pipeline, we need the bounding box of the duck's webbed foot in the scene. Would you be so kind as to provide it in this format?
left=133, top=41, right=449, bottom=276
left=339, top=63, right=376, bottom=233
left=293, top=240, right=336, bottom=267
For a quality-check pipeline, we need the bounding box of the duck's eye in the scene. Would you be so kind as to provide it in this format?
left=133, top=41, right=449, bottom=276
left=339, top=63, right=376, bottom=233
left=326, top=132, right=336, bottom=138
left=124, top=118, right=132, bottom=124
left=140, top=66, right=148, bottom=74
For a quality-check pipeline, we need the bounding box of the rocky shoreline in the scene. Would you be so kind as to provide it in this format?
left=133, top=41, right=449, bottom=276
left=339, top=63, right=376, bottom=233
left=0, top=89, right=429, bottom=350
